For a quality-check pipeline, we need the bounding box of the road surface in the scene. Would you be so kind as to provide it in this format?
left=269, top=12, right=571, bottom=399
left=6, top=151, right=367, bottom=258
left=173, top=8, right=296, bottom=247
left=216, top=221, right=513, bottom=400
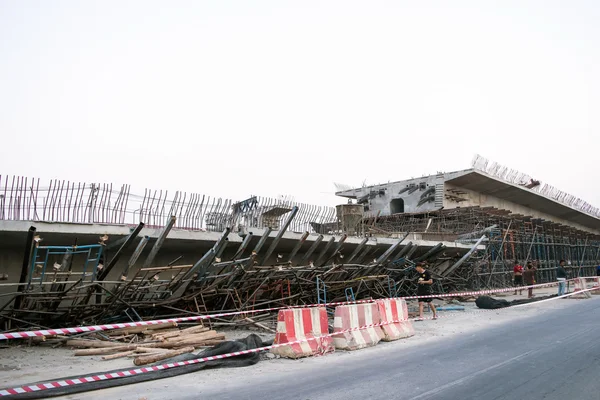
left=196, top=297, right=600, bottom=400
left=58, top=296, right=600, bottom=400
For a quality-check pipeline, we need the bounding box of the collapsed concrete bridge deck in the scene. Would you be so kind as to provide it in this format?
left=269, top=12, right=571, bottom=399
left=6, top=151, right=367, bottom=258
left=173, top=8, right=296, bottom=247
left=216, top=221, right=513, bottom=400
left=0, top=219, right=477, bottom=330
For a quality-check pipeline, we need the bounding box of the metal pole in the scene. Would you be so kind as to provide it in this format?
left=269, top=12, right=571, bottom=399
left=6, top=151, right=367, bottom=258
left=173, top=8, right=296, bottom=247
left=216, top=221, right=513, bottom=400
left=322, top=234, right=348, bottom=265
left=287, top=231, right=309, bottom=264
left=259, top=206, right=299, bottom=264
left=232, top=232, right=253, bottom=260
left=577, top=237, right=588, bottom=277
left=488, top=221, right=512, bottom=283
left=443, top=235, right=486, bottom=277
left=97, top=222, right=145, bottom=281
left=13, top=226, right=36, bottom=310
left=123, top=236, right=150, bottom=278
left=345, top=237, right=368, bottom=264
left=301, top=235, right=324, bottom=264
left=314, top=237, right=335, bottom=267
left=141, top=216, right=176, bottom=270
left=250, top=228, right=273, bottom=264
left=180, top=227, right=231, bottom=283
left=375, top=233, right=409, bottom=265
left=393, top=242, right=413, bottom=261
left=414, top=242, right=445, bottom=263
left=523, top=227, right=538, bottom=266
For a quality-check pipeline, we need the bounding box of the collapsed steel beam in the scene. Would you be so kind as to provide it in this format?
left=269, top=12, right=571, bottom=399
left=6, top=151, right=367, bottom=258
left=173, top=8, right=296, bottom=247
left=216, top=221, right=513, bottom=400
left=345, top=237, right=368, bottom=264
left=355, top=245, right=373, bottom=264
left=414, top=243, right=445, bottom=263
left=167, top=228, right=233, bottom=297
left=250, top=228, right=273, bottom=265
left=322, top=234, right=348, bottom=266
left=123, top=236, right=150, bottom=279
left=301, top=235, right=324, bottom=264
left=232, top=233, right=253, bottom=260
left=108, top=235, right=150, bottom=297
left=375, top=233, right=409, bottom=265
left=314, top=237, right=335, bottom=267
left=393, top=241, right=413, bottom=260
left=141, top=217, right=176, bottom=270
left=215, top=236, right=229, bottom=260
left=98, top=222, right=145, bottom=281
left=405, top=245, right=419, bottom=261
left=259, top=206, right=299, bottom=265
left=13, top=226, right=36, bottom=311
left=192, top=249, right=217, bottom=282
left=189, top=228, right=231, bottom=282
left=457, top=225, right=498, bottom=241
left=443, top=235, right=486, bottom=277
left=287, top=231, right=309, bottom=264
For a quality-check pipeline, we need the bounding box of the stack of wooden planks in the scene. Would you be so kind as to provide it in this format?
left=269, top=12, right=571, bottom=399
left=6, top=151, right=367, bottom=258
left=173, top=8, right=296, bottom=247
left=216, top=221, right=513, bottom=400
left=66, top=322, right=225, bottom=366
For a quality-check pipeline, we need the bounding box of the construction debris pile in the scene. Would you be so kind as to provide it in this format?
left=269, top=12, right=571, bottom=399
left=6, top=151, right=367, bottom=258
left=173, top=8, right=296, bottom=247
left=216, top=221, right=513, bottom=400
left=65, top=322, right=224, bottom=366
left=1, top=199, right=599, bottom=333
left=2, top=333, right=272, bottom=400
left=0, top=214, right=466, bottom=331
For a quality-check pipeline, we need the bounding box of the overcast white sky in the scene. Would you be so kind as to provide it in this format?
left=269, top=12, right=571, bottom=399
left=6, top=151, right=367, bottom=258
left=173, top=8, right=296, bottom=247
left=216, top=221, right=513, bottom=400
left=1, top=0, right=598, bottom=208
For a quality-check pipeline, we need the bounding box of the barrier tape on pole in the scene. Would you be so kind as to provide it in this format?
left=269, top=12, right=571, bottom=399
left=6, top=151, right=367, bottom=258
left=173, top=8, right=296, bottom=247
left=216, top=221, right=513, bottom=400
left=0, top=283, right=597, bottom=397
left=0, top=277, right=586, bottom=341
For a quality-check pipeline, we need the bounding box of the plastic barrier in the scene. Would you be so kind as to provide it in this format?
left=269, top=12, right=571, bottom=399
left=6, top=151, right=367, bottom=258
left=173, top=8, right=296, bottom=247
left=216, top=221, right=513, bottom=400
left=375, top=298, right=415, bottom=341
left=333, top=303, right=384, bottom=350
left=571, top=278, right=592, bottom=299
left=588, top=277, right=600, bottom=295
left=271, top=307, right=333, bottom=359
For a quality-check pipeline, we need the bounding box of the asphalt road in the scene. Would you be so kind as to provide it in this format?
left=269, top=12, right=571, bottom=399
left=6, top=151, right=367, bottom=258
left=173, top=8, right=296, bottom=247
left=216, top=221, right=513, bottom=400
left=199, top=297, right=600, bottom=400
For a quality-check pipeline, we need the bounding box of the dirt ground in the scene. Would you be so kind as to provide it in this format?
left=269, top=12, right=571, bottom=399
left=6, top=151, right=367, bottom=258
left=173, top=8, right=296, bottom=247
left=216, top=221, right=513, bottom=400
left=0, top=285, right=577, bottom=396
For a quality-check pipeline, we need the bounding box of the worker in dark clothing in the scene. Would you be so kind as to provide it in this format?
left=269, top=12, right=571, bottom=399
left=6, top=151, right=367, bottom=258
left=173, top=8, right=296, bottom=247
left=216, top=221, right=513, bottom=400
left=557, top=260, right=567, bottom=296
left=596, top=264, right=600, bottom=277
left=523, top=262, right=537, bottom=298
left=513, top=261, right=524, bottom=295
left=415, top=262, right=437, bottom=320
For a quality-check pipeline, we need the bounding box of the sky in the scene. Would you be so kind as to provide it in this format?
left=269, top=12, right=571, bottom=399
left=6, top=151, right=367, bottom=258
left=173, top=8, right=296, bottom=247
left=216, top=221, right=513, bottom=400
left=1, top=0, right=598, bottom=208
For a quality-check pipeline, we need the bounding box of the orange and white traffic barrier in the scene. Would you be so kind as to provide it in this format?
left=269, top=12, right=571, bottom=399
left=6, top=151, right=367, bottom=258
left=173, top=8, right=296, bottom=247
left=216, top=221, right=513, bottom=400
left=271, top=307, right=334, bottom=359
left=587, top=276, right=600, bottom=295
left=375, top=298, right=415, bottom=341
left=333, top=303, right=384, bottom=350
left=571, top=278, right=592, bottom=299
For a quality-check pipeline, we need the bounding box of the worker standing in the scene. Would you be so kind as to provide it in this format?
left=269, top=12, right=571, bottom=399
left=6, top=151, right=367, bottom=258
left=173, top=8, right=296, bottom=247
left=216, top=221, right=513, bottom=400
left=415, top=262, right=437, bottom=320
left=523, top=262, right=537, bottom=298
left=513, top=261, right=524, bottom=295
left=557, top=260, right=567, bottom=296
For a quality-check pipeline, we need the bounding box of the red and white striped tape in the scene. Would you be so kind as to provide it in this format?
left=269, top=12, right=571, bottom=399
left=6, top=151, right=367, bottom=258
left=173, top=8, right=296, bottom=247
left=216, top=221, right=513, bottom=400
left=0, top=277, right=585, bottom=341
left=0, top=317, right=413, bottom=396
left=0, top=298, right=376, bottom=341
left=401, top=279, right=567, bottom=300
left=0, top=283, right=597, bottom=397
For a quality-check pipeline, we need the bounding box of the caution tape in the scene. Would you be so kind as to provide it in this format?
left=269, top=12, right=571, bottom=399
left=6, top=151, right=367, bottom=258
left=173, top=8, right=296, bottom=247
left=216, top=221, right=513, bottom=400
left=401, top=278, right=568, bottom=300
left=0, top=277, right=590, bottom=341
left=1, top=283, right=597, bottom=397
left=0, top=298, right=376, bottom=341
